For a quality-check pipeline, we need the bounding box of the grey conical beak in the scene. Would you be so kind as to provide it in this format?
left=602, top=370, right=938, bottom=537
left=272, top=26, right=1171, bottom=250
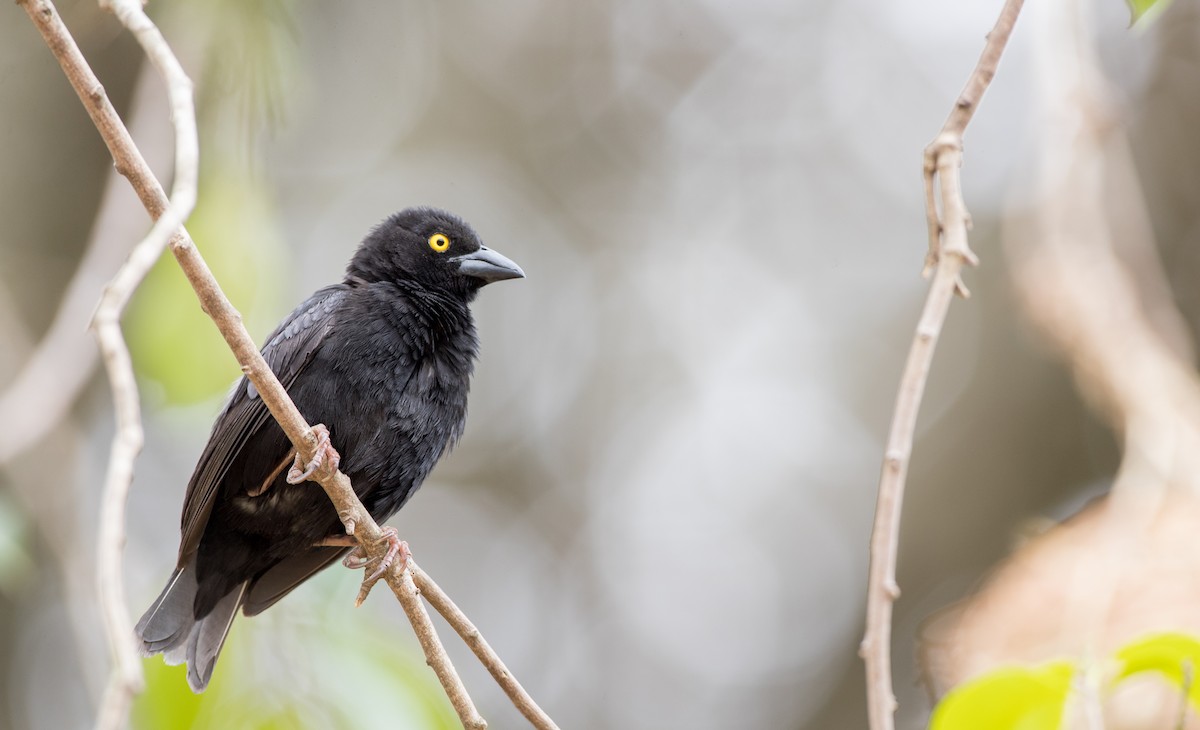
left=454, top=246, right=525, bottom=283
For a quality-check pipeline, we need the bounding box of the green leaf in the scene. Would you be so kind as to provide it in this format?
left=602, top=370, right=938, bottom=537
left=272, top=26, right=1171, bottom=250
left=1127, top=0, right=1173, bottom=25
left=929, top=660, right=1074, bottom=730
left=1116, top=632, right=1200, bottom=709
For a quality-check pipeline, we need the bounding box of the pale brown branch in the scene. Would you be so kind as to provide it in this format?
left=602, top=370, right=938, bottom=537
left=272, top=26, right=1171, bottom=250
left=389, top=565, right=488, bottom=730
left=19, top=3, right=560, bottom=729
left=412, top=563, right=561, bottom=730
left=58, top=0, right=202, bottom=723
left=860, top=1, right=1025, bottom=728
left=16, top=0, right=199, bottom=726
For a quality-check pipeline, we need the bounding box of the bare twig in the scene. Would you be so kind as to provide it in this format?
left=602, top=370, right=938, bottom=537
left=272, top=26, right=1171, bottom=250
left=412, top=563, right=560, bottom=730
left=20, top=3, right=556, bottom=729
left=19, top=0, right=197, bottom=726
left=1176, top=661, right=1192, bottom=730
left=860, top=1, right=1026, bottom=728
left=390, top=565, right=488, bottom=730
left=91, top=1, right=199, bottom=726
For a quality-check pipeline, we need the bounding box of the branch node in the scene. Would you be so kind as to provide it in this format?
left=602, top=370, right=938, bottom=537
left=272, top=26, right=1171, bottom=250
left=884, top=580, right=901, bottom=600
left=884, top=450, right=905, bottom=469
left=864, top=1, right=1026, bottom=729
left=338, top=509, right=357, bottom=536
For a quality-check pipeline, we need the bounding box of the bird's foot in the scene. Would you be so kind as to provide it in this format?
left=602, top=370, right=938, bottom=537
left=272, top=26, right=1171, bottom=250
left=355, top=527, right=410, bottom=606
left=287, top=424, right=341, bottom=484
left=316, top=526, right=410, bottom=606
left=341, top=526, right=407, bottom=575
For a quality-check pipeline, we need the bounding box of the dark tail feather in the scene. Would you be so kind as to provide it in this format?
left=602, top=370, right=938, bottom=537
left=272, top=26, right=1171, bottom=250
left=185, top=581, right=245, bottom=692
left=135, top=565, right=246, bottom=692
left=136, top=566, right=198, bottom=657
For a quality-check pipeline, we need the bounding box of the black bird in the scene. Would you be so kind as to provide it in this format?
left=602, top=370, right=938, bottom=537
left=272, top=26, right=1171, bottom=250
left=135, top=207, right=523, bottom=691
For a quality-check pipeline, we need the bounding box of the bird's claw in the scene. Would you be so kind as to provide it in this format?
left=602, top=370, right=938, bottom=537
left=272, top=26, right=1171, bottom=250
left=347, top=527, right=410, bottom=606
left=287, top=424, right=341, bottom=484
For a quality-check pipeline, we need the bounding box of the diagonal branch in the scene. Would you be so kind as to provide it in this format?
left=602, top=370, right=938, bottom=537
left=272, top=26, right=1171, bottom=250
left=859, top=1, right=1026, bottom=729
left=412, top=563, right=560, bottom=730
left=19, top=0, right=199, bottom=727
left=16, top=2, right=560, bottom=729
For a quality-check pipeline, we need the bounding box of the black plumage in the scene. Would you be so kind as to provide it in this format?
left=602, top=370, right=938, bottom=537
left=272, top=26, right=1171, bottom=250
left=135, top=207, right=523, bottom=691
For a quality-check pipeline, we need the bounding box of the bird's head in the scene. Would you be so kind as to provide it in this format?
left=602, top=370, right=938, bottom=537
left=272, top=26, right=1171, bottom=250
left=347, top=207, right=524, bottom=296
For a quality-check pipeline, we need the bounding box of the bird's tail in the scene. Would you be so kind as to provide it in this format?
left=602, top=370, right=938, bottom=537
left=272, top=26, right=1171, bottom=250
left=135, top=565, right=246, bottom=692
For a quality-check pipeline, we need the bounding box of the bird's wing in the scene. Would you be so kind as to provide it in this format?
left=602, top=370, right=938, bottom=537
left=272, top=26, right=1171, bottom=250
left=241, top=546, right=349, bottom=615
left=176, top=285, right=350, bottom=562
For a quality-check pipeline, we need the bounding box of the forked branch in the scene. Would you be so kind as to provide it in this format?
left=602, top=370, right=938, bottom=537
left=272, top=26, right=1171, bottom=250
left=19, top=1, right=556, bottom=729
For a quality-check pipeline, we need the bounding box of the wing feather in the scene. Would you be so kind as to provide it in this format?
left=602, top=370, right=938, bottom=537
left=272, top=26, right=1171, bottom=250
left=176, top=285, right=349, bottom=562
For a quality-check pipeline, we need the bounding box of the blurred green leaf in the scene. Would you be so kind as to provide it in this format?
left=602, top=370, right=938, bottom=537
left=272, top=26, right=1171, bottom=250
left=126, top=162, right=284, bottom=404
left=133, top=578, right=461, bottom=730
left=0, top=491, right=33, bottom=597
left=132, top=660, right=204, bottom=730
left=1128, top=0, right=1173, bottom=25
left=929, top=660, right=1074, bottom=730
left=1116, top=632, right=1200, bottom=709
left=134, top=628, right=333, bottom=730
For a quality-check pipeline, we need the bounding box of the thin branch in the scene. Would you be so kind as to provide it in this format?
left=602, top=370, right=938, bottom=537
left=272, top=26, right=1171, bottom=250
left=0, top=54, right=181, bottom=470
left=412, top=563, right=560, bottom=730
left=1176, top=661, right=1192, bottom=730
left=390, top=565, right=488, bottom=730
left=19, top=0, right=198, bottom=726
left=92, top=4, right=199, bottom=727
left=860, top=1, right=1025, bottom=729
left=21, top=3, right=555, bottom=729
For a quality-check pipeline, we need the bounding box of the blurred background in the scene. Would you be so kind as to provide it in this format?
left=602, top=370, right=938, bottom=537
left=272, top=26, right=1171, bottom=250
left=0, top=0, right=1196, bottom=727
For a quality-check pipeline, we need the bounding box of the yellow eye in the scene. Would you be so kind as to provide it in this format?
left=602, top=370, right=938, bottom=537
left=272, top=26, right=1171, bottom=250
left=428, top=233, right=451, bottom=252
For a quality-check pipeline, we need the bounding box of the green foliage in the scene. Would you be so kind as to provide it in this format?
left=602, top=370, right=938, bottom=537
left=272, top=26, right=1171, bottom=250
left=126, top=163, right=284, bottom=405
left=1116, top=632, right=1200, bottom=710
left=132, top=661, right=204, bottom=730
left=1127, top=0, right=1173, bottom=25
left=133, top=655, right=326, bottom=730
left=929, top=632, right=1200, bottom=728
left=929, top=661, right=1073, bottom=730
left=132, top=576, right=461, bottom=730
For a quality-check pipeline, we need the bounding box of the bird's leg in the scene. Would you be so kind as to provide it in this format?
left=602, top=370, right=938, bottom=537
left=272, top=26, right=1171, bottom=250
left=287, top=423, right=341, bottom=484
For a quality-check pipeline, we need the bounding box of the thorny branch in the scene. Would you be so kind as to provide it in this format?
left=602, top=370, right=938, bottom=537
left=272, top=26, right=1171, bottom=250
left=859, top=1, right=1026, bottom=728
left=19, top=1, right=556, bottom=729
